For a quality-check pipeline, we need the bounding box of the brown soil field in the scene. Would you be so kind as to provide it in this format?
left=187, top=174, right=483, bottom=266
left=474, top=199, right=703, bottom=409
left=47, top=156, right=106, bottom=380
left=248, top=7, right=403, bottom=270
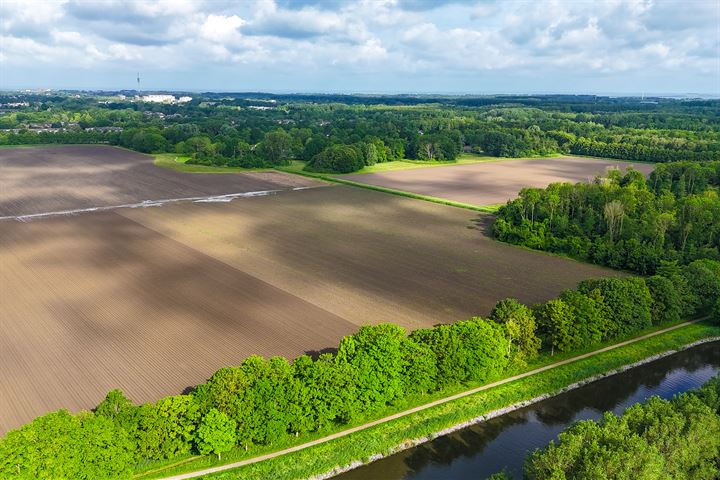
left=0, top=206, right=355, bottom=434
left=346, top=157, right=655, bottom=206
left=0, top=145, right=323, bottom=217
left=1, top=185, right=621, bottom=433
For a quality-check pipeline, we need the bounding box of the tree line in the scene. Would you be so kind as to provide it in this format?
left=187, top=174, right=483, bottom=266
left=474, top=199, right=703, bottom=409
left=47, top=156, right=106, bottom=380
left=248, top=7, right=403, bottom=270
left=495, top=375, right=720, bottom=479
left=494, top=162, right=720, bottom=275
left=1, top=94, right=718, bottom=173
left=2, top=264, right=719, bottom=479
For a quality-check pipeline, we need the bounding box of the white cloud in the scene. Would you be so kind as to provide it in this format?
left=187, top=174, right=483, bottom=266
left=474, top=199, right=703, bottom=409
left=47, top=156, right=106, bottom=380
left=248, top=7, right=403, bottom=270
left=0, top=0, right=717, bottom=93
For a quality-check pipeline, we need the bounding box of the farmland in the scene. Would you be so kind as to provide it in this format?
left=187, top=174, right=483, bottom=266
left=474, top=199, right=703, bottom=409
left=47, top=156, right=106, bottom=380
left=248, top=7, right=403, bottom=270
left=0, top=145, right=321, bottom=217
left=0, top=161, right=620, bottom=433
left=346, top=157, right=656, bottom=207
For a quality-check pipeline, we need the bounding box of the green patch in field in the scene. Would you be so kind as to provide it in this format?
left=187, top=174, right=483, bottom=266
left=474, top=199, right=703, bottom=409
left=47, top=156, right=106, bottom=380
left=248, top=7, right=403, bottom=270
left=153, top=154, right=269, bottom=173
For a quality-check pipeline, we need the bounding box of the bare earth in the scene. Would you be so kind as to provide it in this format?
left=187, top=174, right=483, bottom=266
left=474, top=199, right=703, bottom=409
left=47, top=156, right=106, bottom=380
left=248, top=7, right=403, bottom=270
left=346, top=157, right=655, bottom=206
left=0, top=145, right=322, bottom=217
left=1, top=182, right=621, bottom=433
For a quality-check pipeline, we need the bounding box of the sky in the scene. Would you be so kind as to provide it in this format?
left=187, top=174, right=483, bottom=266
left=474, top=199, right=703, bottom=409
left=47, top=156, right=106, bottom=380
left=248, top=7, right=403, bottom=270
left=1, top=0, right=719, bottom=95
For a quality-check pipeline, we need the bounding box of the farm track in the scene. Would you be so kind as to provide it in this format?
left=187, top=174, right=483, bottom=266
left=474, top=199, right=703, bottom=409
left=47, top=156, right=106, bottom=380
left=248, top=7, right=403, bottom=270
left=154, top=320, right=704, bottom=480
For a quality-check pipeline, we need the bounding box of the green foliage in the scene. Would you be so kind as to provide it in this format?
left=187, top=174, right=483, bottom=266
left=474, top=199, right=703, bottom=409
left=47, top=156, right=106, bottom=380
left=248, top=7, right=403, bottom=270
left=525, top=378, right=720, bottom=480
left=0, top=410, right=133, bottom=480
left=410, top=318, right=508, bottom=386
left=135, top=395, right=200, bottom=460
left=305, top=144, right=364, bottom=173
left=195, top=409, right=237, bottom=460
left=646, top=275, right=684, bottom=324
left=682, top=259, right=720, bottom=313
left=490, top=298, right=540, bottom=363
left=558, top=289, right=609, bottom=345
left=257, top=129, right=294, bottom=166
left=577, top=277, right=653, bottom=336
left=534, top=299, right=577, bottom=355
left=494, top=166, right=720, bottom=275
left=337, top=324, right=407, bottom=408
left=1, top=264, right=714, bottom=478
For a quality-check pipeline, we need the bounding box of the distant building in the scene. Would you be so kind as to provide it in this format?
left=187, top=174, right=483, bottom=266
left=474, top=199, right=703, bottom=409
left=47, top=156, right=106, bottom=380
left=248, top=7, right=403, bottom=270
left=177, top=96, right=192, bottom=103
left=141, top=94, right=176, bottom=103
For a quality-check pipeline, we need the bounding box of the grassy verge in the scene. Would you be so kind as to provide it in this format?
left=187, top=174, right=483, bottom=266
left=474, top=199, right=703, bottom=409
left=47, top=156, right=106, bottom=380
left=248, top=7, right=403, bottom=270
left=136, top=321, right=719, bottom=480
left=153, top=154, right=269, bottom=174
left=275, top=164, right=499, bottom=213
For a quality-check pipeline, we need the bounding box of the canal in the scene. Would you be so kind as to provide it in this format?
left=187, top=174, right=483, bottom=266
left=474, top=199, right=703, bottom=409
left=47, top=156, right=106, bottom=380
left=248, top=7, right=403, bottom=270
left=336, top=341, right=720, bottom=480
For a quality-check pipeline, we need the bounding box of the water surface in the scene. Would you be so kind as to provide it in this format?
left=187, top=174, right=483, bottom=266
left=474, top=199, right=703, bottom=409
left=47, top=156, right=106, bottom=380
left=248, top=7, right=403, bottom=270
left=336, top=341, right=720, bottom=480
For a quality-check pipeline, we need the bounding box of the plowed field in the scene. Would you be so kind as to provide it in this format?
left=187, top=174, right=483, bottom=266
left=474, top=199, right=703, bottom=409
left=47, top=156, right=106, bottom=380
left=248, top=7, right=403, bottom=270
left=346, top=157, right=655, bottom=206
left=0, top=145, right=323, bottom=217
left=1, top=185, right=621, bottom=433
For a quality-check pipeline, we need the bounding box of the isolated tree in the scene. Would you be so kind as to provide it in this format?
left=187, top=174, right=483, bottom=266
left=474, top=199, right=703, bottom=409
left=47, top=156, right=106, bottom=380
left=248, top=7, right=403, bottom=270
left=195, top=409, right=237, bottom=461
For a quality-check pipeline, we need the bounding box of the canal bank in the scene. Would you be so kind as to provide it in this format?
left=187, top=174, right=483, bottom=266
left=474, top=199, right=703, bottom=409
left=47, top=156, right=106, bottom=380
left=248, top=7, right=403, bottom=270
left=335, top=338, right=720, bottom=480
left=145, top=321, right=719, bottom=480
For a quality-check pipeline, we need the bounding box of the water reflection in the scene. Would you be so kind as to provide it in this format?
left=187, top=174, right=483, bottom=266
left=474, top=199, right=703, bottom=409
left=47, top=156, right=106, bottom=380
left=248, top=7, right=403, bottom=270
left=337, top=342, right=720, bottom=480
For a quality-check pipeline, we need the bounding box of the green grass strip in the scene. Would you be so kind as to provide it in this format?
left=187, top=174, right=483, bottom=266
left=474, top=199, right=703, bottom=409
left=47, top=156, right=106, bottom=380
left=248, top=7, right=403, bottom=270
left=139, top=321, right=719, bottom=480
left=274, top=166, right=499, bottom=213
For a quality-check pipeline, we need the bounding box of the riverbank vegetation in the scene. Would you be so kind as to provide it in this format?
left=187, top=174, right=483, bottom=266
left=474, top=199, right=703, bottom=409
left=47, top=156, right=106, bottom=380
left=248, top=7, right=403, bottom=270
left=494, top=162, right=720, bottom=274
left=1, top=93, right=718, bottom=174
left=1, top=259, right=718, bottom=479
left=516, top=375, right=720, bottom=480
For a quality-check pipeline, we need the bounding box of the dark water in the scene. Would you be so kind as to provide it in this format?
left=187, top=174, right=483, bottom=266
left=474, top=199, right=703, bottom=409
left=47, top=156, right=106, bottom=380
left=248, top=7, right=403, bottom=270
left=336, top=341, right=720, bottom=480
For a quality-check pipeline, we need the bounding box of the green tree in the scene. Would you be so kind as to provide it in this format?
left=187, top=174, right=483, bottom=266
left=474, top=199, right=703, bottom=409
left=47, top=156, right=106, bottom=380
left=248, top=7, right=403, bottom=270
left=305, top=144, right=364, bottom=173
left=400, top=338, right=438, bottom=395
left=258, top=129, right=294, bottom=166
left=645, top=275, right=684, bottom=325
left=490, top=298, right=540, bottom=363
left=336, top=324, right=407, bottom=410
left=135, top=395, right=200, bottom=460
left=534, top=298, right=577, bottom=355
left=195, top=409, right=237, bottom=460
left=577, top=277, right=652, bottom=337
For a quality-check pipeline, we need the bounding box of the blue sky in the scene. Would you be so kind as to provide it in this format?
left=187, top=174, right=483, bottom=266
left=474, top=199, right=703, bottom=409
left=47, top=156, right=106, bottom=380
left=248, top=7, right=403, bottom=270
left=1, top=0, right=718, bottom=95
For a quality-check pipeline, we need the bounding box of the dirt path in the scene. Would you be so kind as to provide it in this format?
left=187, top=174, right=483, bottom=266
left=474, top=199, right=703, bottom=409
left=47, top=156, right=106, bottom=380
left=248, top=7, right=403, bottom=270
left=154, top=320, right=701, bottom=480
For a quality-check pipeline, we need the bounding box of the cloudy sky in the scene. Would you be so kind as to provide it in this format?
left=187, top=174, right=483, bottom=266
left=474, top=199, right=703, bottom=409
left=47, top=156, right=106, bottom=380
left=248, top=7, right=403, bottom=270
left=1, top=0, right=718, bottom=94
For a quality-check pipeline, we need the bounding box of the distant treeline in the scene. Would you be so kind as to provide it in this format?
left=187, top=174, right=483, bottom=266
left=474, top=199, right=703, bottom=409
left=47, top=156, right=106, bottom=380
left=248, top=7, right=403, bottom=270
left=494, top=162, right=720, bottom=275
left=1, top=94, right=718, bottom=173
left=496, top=375, right=720, bottom=480
left=1, top=263, right=719, bottom=479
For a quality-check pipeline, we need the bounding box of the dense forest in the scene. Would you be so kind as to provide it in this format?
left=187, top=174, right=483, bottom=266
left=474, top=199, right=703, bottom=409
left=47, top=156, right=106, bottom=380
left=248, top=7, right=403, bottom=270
left=494, top=162, right=720, bottom=274
left=515, top=376, right=720, bottom=480
left=1, top=92, right=718, bottom=173
left=1, top=261, right=718, bottom=479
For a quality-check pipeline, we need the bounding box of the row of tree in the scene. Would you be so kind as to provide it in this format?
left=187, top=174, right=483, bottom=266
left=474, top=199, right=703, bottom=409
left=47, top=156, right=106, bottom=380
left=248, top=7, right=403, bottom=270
left=2, top=95, right=718, bottom=173
left=2, top=264, right=718, bottom=479
left=517, top=375, right=720, bottom=479
left=494, top=163, right=720, bottom=275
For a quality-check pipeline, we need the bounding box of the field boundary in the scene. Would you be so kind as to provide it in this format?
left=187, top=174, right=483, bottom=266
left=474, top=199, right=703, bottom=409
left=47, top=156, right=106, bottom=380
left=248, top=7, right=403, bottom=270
left=275, top=167, right=499, bottom=212
left=153, top=319, right=705, bottom=480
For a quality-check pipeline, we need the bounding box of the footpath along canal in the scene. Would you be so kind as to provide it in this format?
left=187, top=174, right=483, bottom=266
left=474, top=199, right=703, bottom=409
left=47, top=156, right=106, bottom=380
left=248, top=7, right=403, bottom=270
left=336, top=340, right=720, bottom=480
